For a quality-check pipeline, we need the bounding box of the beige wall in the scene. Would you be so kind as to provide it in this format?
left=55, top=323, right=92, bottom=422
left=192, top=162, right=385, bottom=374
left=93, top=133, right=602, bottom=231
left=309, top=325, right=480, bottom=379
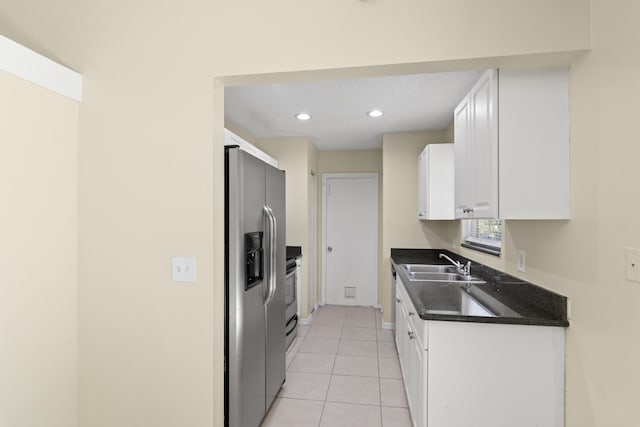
left=255, top=137, right=318, bottom=318
left=0, top=71, right=78, bottom=427
left=319, top=150, right=383, bottom=174
left=381, top=132, right=455, bottom=320
left=0, top=0, right=613, bottom=426
left=440, top=2, right=640, bottom=426
left=318, top=150, right=383, bottom=307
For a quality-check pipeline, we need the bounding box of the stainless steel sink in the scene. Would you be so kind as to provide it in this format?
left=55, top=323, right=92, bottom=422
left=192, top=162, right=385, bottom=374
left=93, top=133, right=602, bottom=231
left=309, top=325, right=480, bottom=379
left=401, top=264, right=485, bottom=283
left=417, top=284, right=520, bottom=318
left=402, top=264, right=457, bottom=273
left=397, top=263, right=520, bottom=318
left=416, top=283, right=495, bottom=317
left=424, top=289, right=496, bottom=317
left=409, top=272, right=465, bottom=281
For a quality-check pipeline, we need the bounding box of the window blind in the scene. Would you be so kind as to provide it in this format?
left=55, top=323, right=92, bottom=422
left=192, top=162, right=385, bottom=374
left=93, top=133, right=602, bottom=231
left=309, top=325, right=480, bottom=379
left=462, top=219, right=502, bottom=254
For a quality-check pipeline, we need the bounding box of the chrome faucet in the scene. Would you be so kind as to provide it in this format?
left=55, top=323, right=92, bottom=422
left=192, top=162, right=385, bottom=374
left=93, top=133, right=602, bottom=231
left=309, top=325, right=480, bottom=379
left=439, top=253, right=471, bottom=276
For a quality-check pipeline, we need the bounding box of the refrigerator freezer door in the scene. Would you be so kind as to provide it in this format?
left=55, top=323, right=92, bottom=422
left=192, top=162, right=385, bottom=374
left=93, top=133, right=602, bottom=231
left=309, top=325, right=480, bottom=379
left=226, top=147, right=286, bottom=427
left=227, top=149, right=267, bottom=427
left=264, top=163, right=286, bottom=408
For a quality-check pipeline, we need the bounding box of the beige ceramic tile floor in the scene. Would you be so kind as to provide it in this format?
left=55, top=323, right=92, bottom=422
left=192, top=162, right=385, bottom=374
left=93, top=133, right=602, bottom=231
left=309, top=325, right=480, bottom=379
left=261, top=305, right=412, bottom=427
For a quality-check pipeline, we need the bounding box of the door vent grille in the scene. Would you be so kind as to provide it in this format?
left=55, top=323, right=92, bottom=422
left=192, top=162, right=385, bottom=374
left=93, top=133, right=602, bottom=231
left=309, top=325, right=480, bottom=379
left=344, top=287, right=357, bottom=298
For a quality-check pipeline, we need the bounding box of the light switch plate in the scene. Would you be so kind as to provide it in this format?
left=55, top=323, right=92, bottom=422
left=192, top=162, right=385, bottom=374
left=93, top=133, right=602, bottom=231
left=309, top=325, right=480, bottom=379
left=517, top=250, right=526, bottom=273
left=625, top=248, right=640, bottom=282
left=172, top=256, right=196, bottom=283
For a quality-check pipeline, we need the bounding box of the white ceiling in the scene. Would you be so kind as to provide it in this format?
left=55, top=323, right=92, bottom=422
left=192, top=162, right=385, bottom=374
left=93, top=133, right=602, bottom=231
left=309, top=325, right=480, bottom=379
left=224, top=70, right=484, bottom=151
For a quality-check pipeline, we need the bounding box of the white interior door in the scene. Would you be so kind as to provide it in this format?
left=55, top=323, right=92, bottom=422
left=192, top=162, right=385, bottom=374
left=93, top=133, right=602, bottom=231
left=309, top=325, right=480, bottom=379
left=309, top=172, right=317, bottom=311
left=323, top=173, right=378, bottom=307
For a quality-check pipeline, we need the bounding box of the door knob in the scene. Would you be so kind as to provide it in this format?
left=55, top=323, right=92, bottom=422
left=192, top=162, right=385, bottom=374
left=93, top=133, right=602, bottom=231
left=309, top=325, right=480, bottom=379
left=327, top=246, right=333, bottom=253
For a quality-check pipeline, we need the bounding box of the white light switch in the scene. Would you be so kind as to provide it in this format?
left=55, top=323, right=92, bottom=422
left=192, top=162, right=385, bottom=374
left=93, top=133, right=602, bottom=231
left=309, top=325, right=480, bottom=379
left=172, top=256, right=196, bottom=283
left=517, top=250, right=526, bottom=273
left=625, top=248, right=640, bottom=282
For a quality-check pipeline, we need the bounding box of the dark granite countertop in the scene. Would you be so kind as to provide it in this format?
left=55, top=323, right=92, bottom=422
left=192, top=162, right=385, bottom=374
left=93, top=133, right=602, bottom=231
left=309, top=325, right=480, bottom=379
left=391, top=248, right=569, bottom=327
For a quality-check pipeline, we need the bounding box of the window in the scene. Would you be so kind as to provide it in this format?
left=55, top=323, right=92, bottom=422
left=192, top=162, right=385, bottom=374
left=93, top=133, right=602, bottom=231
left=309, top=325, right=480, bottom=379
left=461, top=219, right=502, bottom=256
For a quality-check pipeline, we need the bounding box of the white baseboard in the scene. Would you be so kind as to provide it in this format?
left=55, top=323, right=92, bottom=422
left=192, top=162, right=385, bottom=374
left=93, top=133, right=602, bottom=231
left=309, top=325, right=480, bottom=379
left=298, top=311, right=315, bottom=326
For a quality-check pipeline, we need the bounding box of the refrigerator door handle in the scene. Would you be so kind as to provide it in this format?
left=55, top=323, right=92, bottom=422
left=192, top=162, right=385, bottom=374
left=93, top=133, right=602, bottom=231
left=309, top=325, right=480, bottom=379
left=263, top=205, right=277, bottom=305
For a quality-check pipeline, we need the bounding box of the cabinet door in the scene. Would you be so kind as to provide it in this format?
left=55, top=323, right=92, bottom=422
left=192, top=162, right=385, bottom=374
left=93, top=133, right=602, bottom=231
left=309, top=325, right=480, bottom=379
left=468, top=69, right=498, bottom=219
left=498, top=67, right=570, bottom=219
left=407, top=324, right=426, bottom=427
left=399, top=304, right=411, bottom=379
left=417, top=148, right=427, bottom=219
left=454, top=94, right=472, bottom=219
left=394, top=282, right=403, bottom=351
left=395, top=280, right=408, bottom=376
left=426, top=144, right=455, bottom=220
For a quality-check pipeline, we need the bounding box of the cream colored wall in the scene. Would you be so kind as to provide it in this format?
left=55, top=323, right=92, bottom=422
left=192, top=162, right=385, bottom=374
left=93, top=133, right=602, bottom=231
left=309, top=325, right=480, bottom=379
left=0, top=71, right=78, bottom=427
left=0, top=1, right=598, bottom=426
left=319, top=150, right=383, bottom=174
left=255, top=137, right=318, bottom=318
left=442, top=2, right=640, bottom=426
left=381, top=132, right=455, bottom=320
left=77, top=62, right=218, bottom=427
left=318, top=150, right=383, bottom=307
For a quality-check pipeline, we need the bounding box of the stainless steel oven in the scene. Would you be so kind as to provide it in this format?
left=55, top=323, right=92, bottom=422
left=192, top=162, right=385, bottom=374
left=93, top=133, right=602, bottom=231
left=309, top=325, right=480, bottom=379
left=285, top=258, right=297, bottom=348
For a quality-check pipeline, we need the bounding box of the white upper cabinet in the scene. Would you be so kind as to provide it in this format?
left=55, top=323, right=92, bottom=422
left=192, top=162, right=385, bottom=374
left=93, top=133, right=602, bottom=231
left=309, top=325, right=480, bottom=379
left=418, top=143, right=455, bottom=220
left=454, top=67, right=570, bottom=220
left=454, top=70, right=499, bottom=219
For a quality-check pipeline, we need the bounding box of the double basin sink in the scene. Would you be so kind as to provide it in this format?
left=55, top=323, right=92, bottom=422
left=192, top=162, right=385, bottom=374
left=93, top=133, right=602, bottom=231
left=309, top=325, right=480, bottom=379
left=399, top=264, right=520, bottom=318
left=402, top=264, right=485, bottom=283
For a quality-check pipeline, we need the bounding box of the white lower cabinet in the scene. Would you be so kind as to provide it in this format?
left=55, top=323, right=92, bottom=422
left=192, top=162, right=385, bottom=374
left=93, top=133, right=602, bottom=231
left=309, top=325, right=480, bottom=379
left=395, top=276, right=427, bottom=427
left=395, top=276, right=565, bottom=427
left=406, top=326, right=426, bottom=427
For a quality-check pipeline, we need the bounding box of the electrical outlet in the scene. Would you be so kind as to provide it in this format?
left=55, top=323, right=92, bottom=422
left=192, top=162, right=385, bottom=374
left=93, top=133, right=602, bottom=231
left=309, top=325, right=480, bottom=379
left=517, top=250, right=526, bottom=273
left=625, top=248, right=640, bottom=282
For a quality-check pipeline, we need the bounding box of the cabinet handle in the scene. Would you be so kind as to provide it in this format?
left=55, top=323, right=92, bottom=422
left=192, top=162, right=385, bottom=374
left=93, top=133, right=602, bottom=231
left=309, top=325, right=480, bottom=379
left=408, top=311, right=414, bottom=316
left=396, top=298, right=401, bottom=303
left=407, top=330, right=415, bottom=340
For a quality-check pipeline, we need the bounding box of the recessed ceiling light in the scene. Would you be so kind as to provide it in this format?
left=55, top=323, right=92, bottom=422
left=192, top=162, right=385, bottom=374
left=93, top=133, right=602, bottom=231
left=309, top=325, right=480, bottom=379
left=295, top=112, right=312, bottom=121
left=367, top=109, right=384, bottom=118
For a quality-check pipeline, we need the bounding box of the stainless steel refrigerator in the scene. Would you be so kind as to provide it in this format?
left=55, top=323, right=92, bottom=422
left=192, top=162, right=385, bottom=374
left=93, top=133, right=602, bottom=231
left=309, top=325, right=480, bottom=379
left=224, top=146, right=286, bottom=427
